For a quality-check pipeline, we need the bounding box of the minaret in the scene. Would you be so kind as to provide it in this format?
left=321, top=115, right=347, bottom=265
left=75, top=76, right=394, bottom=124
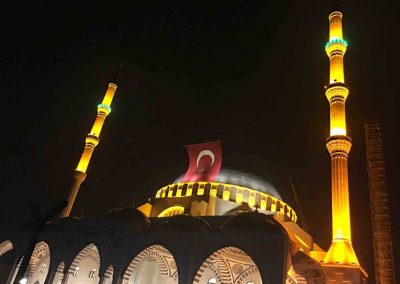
left=323, top=11, right=360, bottom=266
left=60, top=83, right=117, bottom=217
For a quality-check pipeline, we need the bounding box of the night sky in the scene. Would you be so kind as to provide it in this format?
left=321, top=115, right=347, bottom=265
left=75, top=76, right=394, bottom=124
left=1, top=1, right=399, bottom=282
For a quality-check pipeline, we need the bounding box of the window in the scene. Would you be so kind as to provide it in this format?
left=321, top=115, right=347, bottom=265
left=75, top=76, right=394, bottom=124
left=73, top=267, right=79, bottom=276
left=89, top=268, right=96, bottom=278
left=246, top=282, right=255, bottom=284
left=39, top=264, right=46, bottom=273
left=208, top=277, right=217, bottom=284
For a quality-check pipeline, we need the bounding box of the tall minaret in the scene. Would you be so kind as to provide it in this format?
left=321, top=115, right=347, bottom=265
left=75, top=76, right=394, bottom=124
left=323, top=10, right=360, bottom=266
left=60, top=82, right=117, bottom=217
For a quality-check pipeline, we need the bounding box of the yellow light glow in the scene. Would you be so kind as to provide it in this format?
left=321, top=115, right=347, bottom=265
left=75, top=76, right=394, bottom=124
left=158, top=206, right=184, bottom=217
left=331, top=127, right=346, bottom=136
left=137, top=203, right=152, bottom=217
left=324, top=9, right=360, bottom=265
left=73, top=83, right=117, bottom=177
left=176, top=189, right=182, bottom=197
left=294, top=234, right=310, bottom=250
left=329, top=12, right=343, bottom=41
left=197, top=186, right=204, bottom=195
left=329, top=55, right=345, bottom=84
left=324, top=239, right=359, bottom=265
left=330, top=99, right=347, bottom=135
left=154, top=181, right=298, bottom=222
left=168, top=190, right=173, bottom=197
left=330, top=152, right=352, bottom=242
left=222, top=190, right=230, bottom=200
left=90, top=114, right=106, bottom=137
left=271, top=203, right=276, bottom=212
left=76, top=147, right=94, bottom=173
left=236, top=191, right=243, bottom=204
left=260, top=199, right=266, bottom=210
left=101, top=83, right=117, bottom=106
left=248, top=195, right=255, bottom=207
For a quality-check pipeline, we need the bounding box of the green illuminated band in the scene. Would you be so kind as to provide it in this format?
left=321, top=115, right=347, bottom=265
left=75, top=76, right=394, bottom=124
left=97, top=103, right=112, bottom=113
left=325, top=38, right=348, bottom=50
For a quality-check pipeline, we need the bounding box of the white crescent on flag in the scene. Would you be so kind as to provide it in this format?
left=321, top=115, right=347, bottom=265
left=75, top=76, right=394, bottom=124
left=196, top=150, right=215, bottom=167
left=182, top=140, right=221, bottom=182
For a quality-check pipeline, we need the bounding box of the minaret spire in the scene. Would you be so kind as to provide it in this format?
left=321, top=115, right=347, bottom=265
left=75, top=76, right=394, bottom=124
left=60, top=82, right=117, bottom=218
left=323, top=10, right=360, bottom=266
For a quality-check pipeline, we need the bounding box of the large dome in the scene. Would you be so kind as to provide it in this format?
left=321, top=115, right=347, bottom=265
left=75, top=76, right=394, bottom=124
left=175, top=169, right=282, bottom=200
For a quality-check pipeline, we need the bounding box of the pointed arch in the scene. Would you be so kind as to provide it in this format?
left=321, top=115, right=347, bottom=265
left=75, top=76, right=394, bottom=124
left=102, top=265, right=114, bottom=284
left=193, top=247, right=262, bottom=284
left=122, top=245, right=178, bottom=284
left=27, top=241, right=51, bottom=284
left=0, top=240, right=13, bottom=256
left=51, top=262, right=65, bottom=284
left=66, top=243, right=100, bottom=284
left=9, top=256, right=24, bottom=284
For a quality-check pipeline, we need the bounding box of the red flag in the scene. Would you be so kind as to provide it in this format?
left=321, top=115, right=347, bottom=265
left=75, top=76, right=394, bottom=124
left=181, top=140, right=222, bottom=182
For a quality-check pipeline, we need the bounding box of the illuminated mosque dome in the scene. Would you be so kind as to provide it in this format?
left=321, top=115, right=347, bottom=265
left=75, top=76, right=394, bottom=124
left=175, top=169, right=282, bottom=200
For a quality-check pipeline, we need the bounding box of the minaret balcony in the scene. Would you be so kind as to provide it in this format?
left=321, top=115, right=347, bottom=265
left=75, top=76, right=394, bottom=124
left=325, top=83, right=349, bottom=101
left=325, top=38, right=347, bottom=56
left=326, top=135, right=352, bottom=155
left=85, top=134, right=100, bottom=148
left=97, top=103, right=112, bottom=116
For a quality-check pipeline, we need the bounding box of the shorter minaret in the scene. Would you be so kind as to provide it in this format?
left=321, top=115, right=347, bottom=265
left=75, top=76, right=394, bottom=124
left=60, top=83, right=117, bottom=217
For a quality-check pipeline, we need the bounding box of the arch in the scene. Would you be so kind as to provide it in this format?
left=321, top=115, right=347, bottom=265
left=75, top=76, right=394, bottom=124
left=27, top=241, right=51, bottom=284
left=122, top=245, right=178, bottom=284
left=193, top=247, right=263, bottom=284
left=66, top=243, right=100, bottom=284
left=9, top=256, right=24, bottom=284
left=51, top=262, right=65, bottom=284
left=158, top=206, right=184, bottom=217
left=0, top=240, right=13, bottom=256
left=102, top=265, right=114, bottom=284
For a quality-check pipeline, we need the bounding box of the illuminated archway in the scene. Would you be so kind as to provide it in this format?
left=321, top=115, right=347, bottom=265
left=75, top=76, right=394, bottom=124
left=52, top=262, right=64, bottom=284
left=0, top=240, right=13, bottom=256
left=27, top=241, right=51, bottom=284
left=66, top=243, right=100, bottom=284
left=122, top=245, right=178, bottom=284
left=158, top=206, right=185, bottom=217
left=193, top=247, right=262, bottom=284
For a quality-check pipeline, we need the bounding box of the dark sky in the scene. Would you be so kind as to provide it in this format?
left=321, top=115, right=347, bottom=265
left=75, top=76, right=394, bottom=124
left=1, top=1, right=399, bottom=282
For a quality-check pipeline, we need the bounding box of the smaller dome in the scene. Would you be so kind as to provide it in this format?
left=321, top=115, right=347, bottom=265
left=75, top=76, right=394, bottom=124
left=157, top=215, right=210, bottom=232
left=105, top=208, right=150, bottom=229
left=175, top=169, right=281, bottom=200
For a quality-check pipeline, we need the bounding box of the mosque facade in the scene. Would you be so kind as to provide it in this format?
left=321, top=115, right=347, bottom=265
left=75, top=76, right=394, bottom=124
left=0, top=9, right=371, bottom=284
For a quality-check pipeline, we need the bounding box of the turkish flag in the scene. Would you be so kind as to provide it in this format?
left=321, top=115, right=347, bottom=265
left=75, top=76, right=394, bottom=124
left=181, top=140, right=222, bottom=182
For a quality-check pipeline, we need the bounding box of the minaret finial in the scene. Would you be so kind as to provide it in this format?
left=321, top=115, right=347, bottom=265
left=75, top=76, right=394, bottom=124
left=60, top=81, right=118, bottom=218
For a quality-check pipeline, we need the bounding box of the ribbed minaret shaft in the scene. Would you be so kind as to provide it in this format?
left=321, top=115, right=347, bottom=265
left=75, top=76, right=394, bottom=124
left=60, top=83, right=117, bottom=218
left=323, top=11, right=360, bottom=266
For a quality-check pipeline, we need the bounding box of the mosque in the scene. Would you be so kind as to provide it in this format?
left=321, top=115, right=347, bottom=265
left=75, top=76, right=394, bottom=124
left=0, top=9, right=370, bottom=284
